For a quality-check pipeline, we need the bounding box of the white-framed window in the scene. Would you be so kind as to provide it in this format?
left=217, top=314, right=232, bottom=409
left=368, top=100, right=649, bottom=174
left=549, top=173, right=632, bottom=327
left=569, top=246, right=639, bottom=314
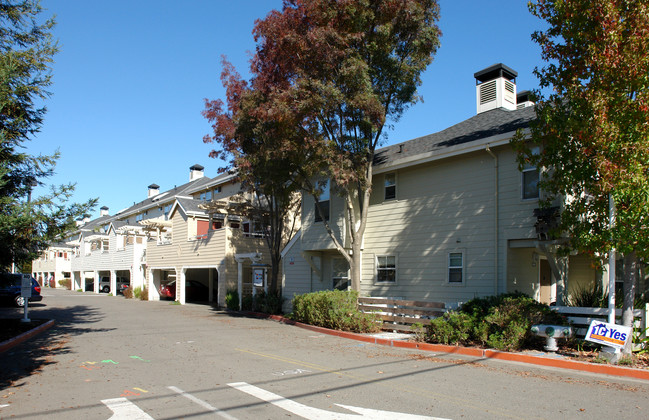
left=200, top=190, right=213, bottom=201
left=314, top=180, right=330, bottom=222
left=384, top=173, right=396, bottom=200
left=448, top=251, right=464, bottom=284
left=522, top=147, right=540, bottom=200
left=135, top=211, right=147, bottom=222
left=332, top=258, right=350, bottom=290
left=164, top=204, right=172, bottom=220
left=376, top=255, right=396, bottom=283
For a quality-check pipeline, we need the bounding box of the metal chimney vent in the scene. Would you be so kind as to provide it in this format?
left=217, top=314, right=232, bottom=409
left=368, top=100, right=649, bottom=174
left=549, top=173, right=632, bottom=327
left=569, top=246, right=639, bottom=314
left=474, top=64, right=518, bottom=114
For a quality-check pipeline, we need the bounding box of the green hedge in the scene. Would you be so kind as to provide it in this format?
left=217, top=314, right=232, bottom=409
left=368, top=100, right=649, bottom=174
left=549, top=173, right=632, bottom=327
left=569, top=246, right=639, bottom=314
left=425, top=293, right=567, bottom=351
left=291, top=290, right=382, bottom=333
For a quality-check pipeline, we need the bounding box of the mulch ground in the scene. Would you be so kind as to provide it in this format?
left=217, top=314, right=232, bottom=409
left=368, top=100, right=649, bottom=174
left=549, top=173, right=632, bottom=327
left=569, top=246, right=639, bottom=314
left=0, top=318, right=48, bottom=344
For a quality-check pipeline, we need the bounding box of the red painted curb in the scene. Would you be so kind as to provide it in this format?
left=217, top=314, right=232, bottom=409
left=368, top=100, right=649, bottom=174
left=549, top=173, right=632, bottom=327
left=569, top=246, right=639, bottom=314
left=0, top=319, right=55, bottom=354
left=249, top=311, right=649, bottom=381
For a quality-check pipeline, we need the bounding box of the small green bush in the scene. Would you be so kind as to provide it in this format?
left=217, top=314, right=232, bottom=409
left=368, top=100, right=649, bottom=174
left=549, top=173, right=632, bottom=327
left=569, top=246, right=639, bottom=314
left=291, top=290, right=381, bottom=333
left=58, top=279, right=71, bottom=290
left=133, top=286, right=142, bottom=299
left=225, top=289, right=240, bottom=310
left=425, top=312, right=473, bottom=345
left=423, top=293, right=568, bottom=351
left=123, top=286, right=134, bottom=299
left=241, top=294, right=253, bottom=311
left=252, top=290, right=284, bottom=315
left=566, top=281, right=608, bottom=308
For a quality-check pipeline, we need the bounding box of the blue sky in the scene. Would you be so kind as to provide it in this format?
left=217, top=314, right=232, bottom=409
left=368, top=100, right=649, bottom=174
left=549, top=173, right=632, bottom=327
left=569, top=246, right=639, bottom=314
left=30, top=0, right=547, bottom=217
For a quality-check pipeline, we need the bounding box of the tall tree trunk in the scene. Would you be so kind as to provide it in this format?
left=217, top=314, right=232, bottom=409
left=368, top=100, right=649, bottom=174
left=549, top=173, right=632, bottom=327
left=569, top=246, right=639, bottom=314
left=622, top=251, right=637, bottom=355
left=350, top=241, right=362, bottom=291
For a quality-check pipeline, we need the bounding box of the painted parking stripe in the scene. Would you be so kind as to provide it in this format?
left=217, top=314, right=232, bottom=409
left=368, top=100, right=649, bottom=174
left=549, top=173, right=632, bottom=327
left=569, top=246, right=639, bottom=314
left=228, top=382, right=450, bottom=420
left=101, top=397, right=153, bottom=420
left=168, top=386, right=239, bottom=420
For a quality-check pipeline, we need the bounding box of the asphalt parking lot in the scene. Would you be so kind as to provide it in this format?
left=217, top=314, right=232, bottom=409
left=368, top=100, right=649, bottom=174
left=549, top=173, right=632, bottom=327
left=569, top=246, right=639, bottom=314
left=2, top=288, right=649, bottom=419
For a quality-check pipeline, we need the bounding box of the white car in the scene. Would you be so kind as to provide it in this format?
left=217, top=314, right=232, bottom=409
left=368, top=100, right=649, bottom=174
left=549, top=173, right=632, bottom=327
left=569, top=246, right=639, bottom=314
left=98, top=277, right=129, bottom=293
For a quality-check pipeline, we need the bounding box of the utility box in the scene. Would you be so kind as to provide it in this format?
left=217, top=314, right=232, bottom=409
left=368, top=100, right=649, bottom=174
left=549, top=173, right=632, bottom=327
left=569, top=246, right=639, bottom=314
left=531, top=324, right=572, bottom=352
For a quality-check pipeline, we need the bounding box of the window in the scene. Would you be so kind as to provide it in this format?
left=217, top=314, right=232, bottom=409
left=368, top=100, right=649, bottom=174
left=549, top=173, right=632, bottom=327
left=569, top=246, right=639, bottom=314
left=243, top=220, right=264, bottom=237
left=448, top=252, right=464, bottom=283
left=200, top=190, right=213, bottom=201
left=164, top=204, right=172, bottom=220
left=314, top=180, right=330, bottom=222
left=135, top=211, right=147, bottom=222
left=384, top=173, right=396, bottom=200
left=332, top=258, right=350, bottom=290
left=376, top=255, right=396, bottom=283
left=522, top=147, right=540, bottom=200
left=197, top=220, right=209, bottom=238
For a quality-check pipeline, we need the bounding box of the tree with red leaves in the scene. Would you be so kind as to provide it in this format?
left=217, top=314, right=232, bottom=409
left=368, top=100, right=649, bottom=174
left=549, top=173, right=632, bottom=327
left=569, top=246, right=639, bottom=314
left=203, top=58, right=311, bottom=298
left=514, top=0, right=649, bottom=343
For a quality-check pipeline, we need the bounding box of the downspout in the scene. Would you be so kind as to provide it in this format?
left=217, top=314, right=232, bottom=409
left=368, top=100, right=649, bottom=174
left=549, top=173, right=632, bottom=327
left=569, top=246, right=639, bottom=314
left=486, top=145, right=499, bottom=295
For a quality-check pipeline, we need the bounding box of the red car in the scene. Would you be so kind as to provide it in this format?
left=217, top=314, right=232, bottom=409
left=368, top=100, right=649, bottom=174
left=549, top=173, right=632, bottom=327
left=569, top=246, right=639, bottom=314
left=159, top=280, right=208, bottom=301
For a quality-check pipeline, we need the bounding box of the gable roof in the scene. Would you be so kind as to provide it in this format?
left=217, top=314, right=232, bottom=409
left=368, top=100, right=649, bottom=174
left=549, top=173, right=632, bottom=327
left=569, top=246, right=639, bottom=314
left=373, top=106, right=535, bottom=172
left=169, top=197, right=209, bottom=220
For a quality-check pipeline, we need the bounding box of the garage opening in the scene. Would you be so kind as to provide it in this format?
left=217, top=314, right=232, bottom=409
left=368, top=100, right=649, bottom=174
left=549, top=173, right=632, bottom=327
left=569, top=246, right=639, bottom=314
left=183, top=268, right=218, bottom=304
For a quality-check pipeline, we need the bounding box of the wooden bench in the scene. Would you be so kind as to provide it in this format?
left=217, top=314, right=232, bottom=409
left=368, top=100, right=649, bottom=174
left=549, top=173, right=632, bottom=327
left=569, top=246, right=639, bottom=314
left=358, top=297, right=446, bottom=332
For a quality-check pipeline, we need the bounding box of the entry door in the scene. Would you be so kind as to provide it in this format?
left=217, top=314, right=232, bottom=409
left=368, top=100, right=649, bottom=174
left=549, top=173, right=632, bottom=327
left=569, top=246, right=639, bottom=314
left=539, top=259, right=552, bottom=304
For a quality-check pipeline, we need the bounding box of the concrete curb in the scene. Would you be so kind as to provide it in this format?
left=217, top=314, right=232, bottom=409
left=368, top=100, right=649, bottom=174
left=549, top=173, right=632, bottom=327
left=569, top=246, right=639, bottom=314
left=252, top=312, right=649, bottom=381
left=0, top=319, right=55, bottom=354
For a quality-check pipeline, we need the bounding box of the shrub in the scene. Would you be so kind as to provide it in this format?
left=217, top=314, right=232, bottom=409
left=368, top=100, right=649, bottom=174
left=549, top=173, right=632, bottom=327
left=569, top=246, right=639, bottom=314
left=225, top=289, right=239, bottom=310
left=425, top=312, right=473, bottom=345
left=58, top=279, right=71, bottom=290
left=140, top=286, right=148, bottom=301
left=241, top=294, right=253, bottom=311
left=566, top=281, right=608, bottom=308
left=252, top=290, right=284, bottom=315
left=123, top=286, right=134, bottom=299
left=133, top=287, right=142, bottom=299
left=291, top=290, right=382, bottom=333
left=422, top=293, right=568, bottom=351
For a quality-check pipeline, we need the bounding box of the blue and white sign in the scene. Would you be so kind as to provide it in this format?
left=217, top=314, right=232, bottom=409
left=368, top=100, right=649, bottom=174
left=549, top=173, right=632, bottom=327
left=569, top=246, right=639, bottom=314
left=253, top=269, right=265, bottom=287
left=585, top=321, right=632, bottom=350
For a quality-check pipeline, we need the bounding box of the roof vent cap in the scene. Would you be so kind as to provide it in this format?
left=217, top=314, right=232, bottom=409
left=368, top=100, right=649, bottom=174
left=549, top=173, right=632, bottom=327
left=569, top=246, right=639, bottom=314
left=474, top=63, right=518, bottom=114
left=148, top=183, right=160, bottom=198
left=190, top=164, right=205, bottom=181
left=516, top=90, right=535, bottom=109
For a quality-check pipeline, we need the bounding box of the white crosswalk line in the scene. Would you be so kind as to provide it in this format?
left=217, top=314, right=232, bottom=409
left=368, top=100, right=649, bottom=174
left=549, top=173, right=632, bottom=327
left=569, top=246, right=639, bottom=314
left=168, top=386, right=239, bottom=420
left=101, top=397, right=154, bottom=420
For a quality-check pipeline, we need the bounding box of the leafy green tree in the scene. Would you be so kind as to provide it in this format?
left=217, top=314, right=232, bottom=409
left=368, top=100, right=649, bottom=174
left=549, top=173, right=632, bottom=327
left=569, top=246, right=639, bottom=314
left=249, top=0, right=441, bottom=291
left=1, top=0, right=96, bottom=269
left=514, top=0, right=649, bottom=338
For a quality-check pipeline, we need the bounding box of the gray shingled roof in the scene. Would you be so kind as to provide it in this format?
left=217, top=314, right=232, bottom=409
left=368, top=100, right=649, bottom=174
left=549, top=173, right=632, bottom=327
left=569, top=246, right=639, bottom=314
left=174, top=197, right=208, bottom=217
left=78, top=214, right=115, bottom=232
left=374, top=106, right=535, bottom=169
left=116, top=175, right=213, bottom=218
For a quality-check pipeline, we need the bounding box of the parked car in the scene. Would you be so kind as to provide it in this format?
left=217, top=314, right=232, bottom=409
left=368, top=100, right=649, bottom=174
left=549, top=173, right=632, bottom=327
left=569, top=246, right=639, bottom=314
left=98, top=276, right=129, bottom=293
left=0, top=273, right=43, bottom=307
left=159, top=280, right=208, bottom=301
